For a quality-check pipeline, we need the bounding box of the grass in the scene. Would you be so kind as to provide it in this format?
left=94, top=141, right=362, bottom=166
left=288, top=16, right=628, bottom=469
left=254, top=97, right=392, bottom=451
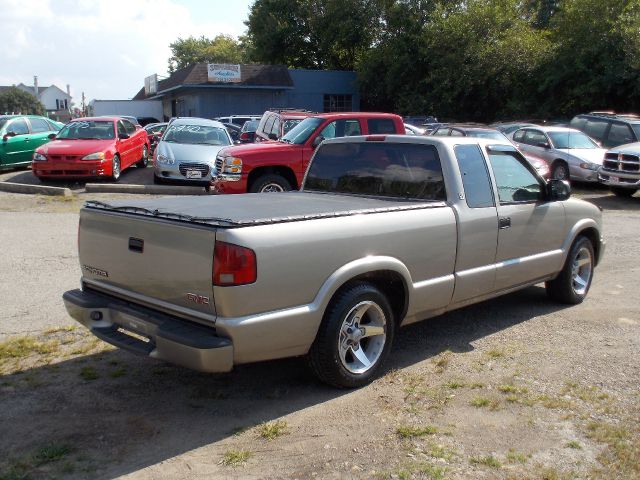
left=110, top=367, right=127, bottom=378
left=470, top=396, right=500, bottom=410
left=382, top=461, right=446, bottom=480
left=470, top=455, right=502, bottom=468
left=506, top=449, right=529, bottom=464
left=498, top=384, right=528, bottom=394
left=485, top=349, right=505, bottom=359
left=586, top=421, right=640, bottom=479
left=220, top=449, right=251, bottom=467
left=428, top=443, right=457, bottom=461
left=432, top=350, right=453, bottom=373
left=537, top=394, right=574, bottom=410
left=396, top=425, right=438, bottom=439
left=0, top=336, right=59, bottom=359
left=257, top=420, right=288, bottom=440
left=79, top=366, right=98, bottom=381
left=444, top=380, right=465, bottom=389
left=34, top=444, right=71, bottom=465
left=566, top=441, right=582, bottom=449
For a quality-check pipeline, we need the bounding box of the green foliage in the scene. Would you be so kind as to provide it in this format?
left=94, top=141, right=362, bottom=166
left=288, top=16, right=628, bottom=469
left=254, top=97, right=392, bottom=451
left=0, top=87, right=45, bottom=115
left=168, top=35, right=248, bottom=72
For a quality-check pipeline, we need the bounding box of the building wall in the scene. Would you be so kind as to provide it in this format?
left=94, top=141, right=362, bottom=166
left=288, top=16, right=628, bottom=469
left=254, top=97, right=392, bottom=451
left=287, top=70, right=360, bottom=112
left=91, top=100, right=163, bottom=119
left=40, top=87, right=71, bottom=111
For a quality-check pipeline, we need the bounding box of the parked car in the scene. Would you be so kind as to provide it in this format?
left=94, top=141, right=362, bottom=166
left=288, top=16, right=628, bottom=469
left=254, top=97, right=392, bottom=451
left=598, top=142, right=640, bottom=197
left=144, top=122, right=168, bottom=154
left=136, top=116, right=161, bottom=127
left=238, top=120, right=259, bottom=143
left=0, top=115, right=61, bottom=170
left=404, top=123, right=426, bottom=135
left=63, top=135, right=604, bottom=387
left=213, top=112, right=406, bottom=193
left=512, top=126, right=606, bottom=182
left=222, top=122, right=242, bottom=143
left=491, top=122, right=538, bottom=137
left=153, top=117, right=232, bottom=186
left=254, top=109, right=315, bottom=142
left=32, top=117, right=149, bottom=181
left=569, top=112, right=640, bottom=148
left=215, top=115, right=261, bottom=127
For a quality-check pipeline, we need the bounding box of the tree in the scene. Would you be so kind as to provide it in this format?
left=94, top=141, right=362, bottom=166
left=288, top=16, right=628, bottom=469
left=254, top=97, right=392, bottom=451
left=168, top=35, right=248, bottom=72
left=0, top=87, right=45, bottom=115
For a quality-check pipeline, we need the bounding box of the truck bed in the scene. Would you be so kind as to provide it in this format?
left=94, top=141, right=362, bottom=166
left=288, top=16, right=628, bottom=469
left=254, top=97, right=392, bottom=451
left=85, top=192, right=443, bottom=228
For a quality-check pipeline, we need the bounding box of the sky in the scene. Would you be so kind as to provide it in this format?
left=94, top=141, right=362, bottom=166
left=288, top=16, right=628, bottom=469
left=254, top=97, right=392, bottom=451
left=0, top=0, right=254, bottom=105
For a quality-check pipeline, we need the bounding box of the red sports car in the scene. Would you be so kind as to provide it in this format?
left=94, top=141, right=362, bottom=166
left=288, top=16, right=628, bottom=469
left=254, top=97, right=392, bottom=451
left=32, top=116, right=150, bottom=181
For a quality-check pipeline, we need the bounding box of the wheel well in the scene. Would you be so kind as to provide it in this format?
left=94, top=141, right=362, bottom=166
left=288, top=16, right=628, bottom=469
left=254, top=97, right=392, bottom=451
left=577, top=227, right=601, bottom=265
left=552, top=159, right=567, bottom=169
left=335, top=271, right=408, bottom=326
left=247, top=166, right=298, bottom=191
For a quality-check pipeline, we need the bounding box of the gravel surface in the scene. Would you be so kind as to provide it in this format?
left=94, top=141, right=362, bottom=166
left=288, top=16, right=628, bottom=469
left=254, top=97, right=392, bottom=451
left=0, top=188, right=638, bottom=480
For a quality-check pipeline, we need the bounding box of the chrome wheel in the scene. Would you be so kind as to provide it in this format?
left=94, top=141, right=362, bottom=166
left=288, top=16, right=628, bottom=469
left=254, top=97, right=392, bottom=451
left=571, top=246, right=592, bottom=296
left=261, top=182, right=285, bottom=193
left=553, top=163, right=569, bottom=181
left=338, top=301, right=387, bottom=374
left=112, top=156, right=121, bottom=180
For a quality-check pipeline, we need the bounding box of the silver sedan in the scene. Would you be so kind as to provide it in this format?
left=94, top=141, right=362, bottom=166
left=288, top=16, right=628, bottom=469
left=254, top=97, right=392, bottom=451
left=153, top=118, right=232, bottom=186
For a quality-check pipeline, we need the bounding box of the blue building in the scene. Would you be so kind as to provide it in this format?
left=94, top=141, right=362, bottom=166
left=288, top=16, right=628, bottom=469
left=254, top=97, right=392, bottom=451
left=133, top=64, right=360, bottom=120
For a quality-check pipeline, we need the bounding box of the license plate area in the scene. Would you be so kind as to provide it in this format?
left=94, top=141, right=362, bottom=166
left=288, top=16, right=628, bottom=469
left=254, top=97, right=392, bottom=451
left=186, top=169, right=202, bottom=179
left=609, top=175, right=620, bottom=183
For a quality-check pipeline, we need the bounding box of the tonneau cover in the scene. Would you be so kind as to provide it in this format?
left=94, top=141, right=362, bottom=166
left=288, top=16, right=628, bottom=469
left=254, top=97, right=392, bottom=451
left=85, top=192, right=443, bottom=227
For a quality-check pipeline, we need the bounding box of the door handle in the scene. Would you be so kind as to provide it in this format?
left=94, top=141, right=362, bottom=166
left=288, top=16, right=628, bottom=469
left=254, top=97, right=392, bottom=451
left=499, top=217, right=511, bottom=229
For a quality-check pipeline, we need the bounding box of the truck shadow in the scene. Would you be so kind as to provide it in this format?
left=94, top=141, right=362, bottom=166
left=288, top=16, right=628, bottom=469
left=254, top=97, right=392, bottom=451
left=0, top=285, right=565, bottom=478
left=582, top=194, right=640, bottom=211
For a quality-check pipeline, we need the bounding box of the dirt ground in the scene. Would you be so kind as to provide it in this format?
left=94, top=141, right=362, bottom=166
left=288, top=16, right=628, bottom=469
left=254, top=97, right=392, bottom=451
left=0, top=188, right=638, bottom=480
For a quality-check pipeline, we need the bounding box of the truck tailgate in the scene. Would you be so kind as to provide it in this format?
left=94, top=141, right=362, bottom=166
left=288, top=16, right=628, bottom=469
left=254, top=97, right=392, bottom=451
left=78, top=208, right=217, bottom=321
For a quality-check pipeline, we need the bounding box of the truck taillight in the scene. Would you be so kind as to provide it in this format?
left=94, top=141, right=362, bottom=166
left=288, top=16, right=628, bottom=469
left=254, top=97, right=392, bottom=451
left=213, top=241, right=257, bottom=286
left=240, top=132, right=249, bottom=140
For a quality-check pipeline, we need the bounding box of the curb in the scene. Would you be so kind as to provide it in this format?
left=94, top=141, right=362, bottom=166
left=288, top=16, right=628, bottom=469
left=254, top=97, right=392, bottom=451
left=84, top=183, right=208, bottom=195
left=0, top=182, right=73, bottom=197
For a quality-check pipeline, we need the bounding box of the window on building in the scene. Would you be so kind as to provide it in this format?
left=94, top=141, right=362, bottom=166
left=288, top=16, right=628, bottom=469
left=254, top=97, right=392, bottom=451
left=323, top=94, right=352, bottom=112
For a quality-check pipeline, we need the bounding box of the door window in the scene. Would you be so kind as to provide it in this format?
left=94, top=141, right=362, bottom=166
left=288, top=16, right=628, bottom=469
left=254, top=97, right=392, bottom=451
left=606, top=123, right=634, bottom=147
left=29, top=118, right=52, bottom=133
left=117, top=121, right=127, bottom=138
left=7, top=118, right=29, bottom=135
left=488, top=150, right=544, bottom=203
left=123, top=120, right=136, bottom=135
left=583, top=119, right=608, bottom=141
left=512, top=129, right=525, bottom=142
left=319, top=119, right=361, bottom=139
left=454, top=144, right=494, bottom=208
left=522, top=130, right=547, bottom=147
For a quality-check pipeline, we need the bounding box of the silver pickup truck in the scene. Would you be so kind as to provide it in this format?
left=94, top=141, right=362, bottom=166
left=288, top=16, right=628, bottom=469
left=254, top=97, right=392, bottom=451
left=63, top=135, right=604, bottom=387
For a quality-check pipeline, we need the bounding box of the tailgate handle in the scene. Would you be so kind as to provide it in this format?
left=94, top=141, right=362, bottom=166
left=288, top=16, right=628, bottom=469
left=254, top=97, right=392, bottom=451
left=129, top=237, right=144, bottom=253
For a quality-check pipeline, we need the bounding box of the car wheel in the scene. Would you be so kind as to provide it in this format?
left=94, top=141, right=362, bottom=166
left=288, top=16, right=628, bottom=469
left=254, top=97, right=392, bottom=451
left=111, top=155, right=121, bottom=181
left=136, top=145, right=149, bottom=168
left=610, top=187, right=637, bottom=198
left=551, top=161, right=569, bottom=181
left=307, top=282, right=395, bottom=388
left=249, top=174, right=292, bottom=193
left=545, top=236, right=594, bottom=304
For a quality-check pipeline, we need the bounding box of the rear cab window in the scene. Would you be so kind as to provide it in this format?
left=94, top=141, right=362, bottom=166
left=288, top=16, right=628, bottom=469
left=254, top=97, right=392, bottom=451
left=305, top=142, right=446, bottom=201
left=367, top=118, right=398, bottom=134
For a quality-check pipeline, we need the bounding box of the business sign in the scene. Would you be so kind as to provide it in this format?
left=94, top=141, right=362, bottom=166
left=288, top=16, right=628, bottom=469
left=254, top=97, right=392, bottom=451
left=208, top=64, right=242, bottom=83
left=144, top=74, right=158, bottom=95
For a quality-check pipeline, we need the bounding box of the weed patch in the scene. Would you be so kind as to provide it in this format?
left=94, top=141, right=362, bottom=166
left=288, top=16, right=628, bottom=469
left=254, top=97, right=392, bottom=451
left=258, top=420, right=288, bottom=440
left=220, top=449, right=251, bottom=467
left=396, top=425, right=438, bottom=439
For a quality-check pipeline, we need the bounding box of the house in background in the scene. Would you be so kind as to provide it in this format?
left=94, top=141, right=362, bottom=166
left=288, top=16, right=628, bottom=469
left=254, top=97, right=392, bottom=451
left=0, top=76, right=73, bottom=122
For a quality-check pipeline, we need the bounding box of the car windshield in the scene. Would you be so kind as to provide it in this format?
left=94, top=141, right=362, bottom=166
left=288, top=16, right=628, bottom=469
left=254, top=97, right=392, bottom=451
left=470, top=130, right=509, bottom=141
left=241, top=120, right=259, bottom=132
left=162, top=124, right=230, bottom=145
left=57, top=121, right=115, bottom=140
left=281, top=117, right=323, bottom=144
left=283, top=119, right=302, bottom=134
left=548, top=131, right=598, bottom=149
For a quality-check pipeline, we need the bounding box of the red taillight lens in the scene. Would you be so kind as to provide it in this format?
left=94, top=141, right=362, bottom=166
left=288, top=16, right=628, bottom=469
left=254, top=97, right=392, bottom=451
left=213, top=241, right=257, bottom=286
left=240, top=132, right=249, bottom=140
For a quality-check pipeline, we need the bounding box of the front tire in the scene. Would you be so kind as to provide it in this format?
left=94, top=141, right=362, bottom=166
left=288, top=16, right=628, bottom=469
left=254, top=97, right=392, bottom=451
left=136, top=145, right=149, bottom=168
left=111, top=155, right=121, bottom=181
left=307, top=282, right=395, bottom=388
left=546, top=236, right=595, bottom=304
left=551, top=161, right=569, bottom=181
left=611, top=186, right=637, bottom=198
left=249, top=174, right=292, bottom=193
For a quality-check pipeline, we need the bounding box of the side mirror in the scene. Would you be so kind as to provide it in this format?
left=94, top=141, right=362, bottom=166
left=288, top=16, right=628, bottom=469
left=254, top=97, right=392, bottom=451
left=312, top=135, right=324, bottom=148
left=48, top=133, right=56, bottom=140
left=547, top=179, right=571, bottom=201
left=537, top=141, right=550, bottom=149
left=118, top=133, right=130, bottom=140
left=3, top=131, right=16, bottom=141
left=268, top=133, right=278, bottom=141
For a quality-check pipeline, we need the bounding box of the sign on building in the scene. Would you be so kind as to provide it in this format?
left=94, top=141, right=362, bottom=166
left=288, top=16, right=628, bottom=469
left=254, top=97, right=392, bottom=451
left=144, top=74, right=158, bottom=95
left=208, top=64, right=242, bottom=83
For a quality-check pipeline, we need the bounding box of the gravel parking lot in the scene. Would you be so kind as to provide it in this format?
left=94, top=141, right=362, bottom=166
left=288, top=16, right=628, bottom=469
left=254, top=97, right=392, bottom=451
left=0, top=187, right=638, bottom=479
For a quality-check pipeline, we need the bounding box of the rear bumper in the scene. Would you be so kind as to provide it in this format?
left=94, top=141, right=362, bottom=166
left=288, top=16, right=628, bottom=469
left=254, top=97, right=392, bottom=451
left=62, top=288, right=233, bottom=373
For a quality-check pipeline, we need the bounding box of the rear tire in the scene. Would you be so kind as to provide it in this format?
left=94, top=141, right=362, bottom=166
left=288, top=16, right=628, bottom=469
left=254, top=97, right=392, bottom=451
left=249, top=174, right=292, bottom=193
left=136, top=145, right=149, bottom=168
left=611, top=187, right=637, bottom=198
left=111, top=155, right=121, bottom=181
left=307, top=282, right=395, bottom=388
left=546, top=236, right=594, bottom=304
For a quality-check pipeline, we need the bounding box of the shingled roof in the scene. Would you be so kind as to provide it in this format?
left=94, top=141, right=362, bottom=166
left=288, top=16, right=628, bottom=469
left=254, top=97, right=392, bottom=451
left=132, top=64, right=294, bottom=100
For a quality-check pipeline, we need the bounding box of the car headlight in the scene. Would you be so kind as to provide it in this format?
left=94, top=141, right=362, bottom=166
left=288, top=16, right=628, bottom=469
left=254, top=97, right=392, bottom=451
left=157, top=153, right=174, bottom=165
left=82, top=152, right=106, bottom=161
left=221, top=156, right=242, bottom=174
left=579, top=162, right=599, bottom=171
left=33, top=152, right=47, bottom=162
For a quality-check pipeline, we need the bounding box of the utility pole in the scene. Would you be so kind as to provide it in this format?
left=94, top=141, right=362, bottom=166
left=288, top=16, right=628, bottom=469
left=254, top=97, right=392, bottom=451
left=81, top=92, right=86, bottom=116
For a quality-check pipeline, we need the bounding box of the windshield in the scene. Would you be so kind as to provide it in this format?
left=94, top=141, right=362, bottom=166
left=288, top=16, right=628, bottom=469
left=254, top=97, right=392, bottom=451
left=162, top=124, right=231, bottom=146
left=548, top=131, right=598, bottom=149
left=282, top=117, right=323, bottom=144
left=283, top=119, right=302, bottom=135
left=471, top=130, right=509, bottom=141
left=57, top=120, right=115, bottom=140
left=241, top=120, right=259, bottom=132
left=305, top=142, right=446, bottom=200
left=632, top=124, right=640, bottom=140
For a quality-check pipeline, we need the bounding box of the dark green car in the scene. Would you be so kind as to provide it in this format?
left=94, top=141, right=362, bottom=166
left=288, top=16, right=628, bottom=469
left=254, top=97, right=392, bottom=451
left=0, top=115, right=62, bottom=169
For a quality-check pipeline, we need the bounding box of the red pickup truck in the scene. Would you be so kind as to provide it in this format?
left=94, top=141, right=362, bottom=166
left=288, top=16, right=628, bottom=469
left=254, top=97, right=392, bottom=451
left=213, top=112, right=405, bottom=193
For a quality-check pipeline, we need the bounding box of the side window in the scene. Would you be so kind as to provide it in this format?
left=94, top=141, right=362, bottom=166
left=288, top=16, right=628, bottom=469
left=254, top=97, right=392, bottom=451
left=7, top=118, right=29, bottom=135
left=117, top=121, right=127, bottom=137
left=449, top=129, right=464, bottom=137
left=320, top=121, right=337, bottom=139
left=433, top=128, right=450, bottom=136
left=344, top=120, right=361, bottom=136
left=583, top=119, right=608, bottom=141
left=488, top=151, right=543, bottom=203
left=605, top=123, right=634, bottom=147
left=523, top=130, right=547, bottom=147
left=123, top=120, right=136, bottom=135
left=320, top=119, right=361, bottom=139
left=271, top=117, right=281, bottom=137
left=367, top=118, right=397, bottom=134
left=512, top=129, right=525, bottom=142
left=262, top=115, right=276, bottom=137
left=569, top=117, right=587, bottom=131
left=29, top=118, right=52, bottom=133
left=454, top=144, right=495, bottom=208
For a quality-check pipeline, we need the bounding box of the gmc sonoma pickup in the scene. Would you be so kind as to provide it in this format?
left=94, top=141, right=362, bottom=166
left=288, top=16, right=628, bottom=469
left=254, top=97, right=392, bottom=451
left=63, top=135, right=604, bottom=388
